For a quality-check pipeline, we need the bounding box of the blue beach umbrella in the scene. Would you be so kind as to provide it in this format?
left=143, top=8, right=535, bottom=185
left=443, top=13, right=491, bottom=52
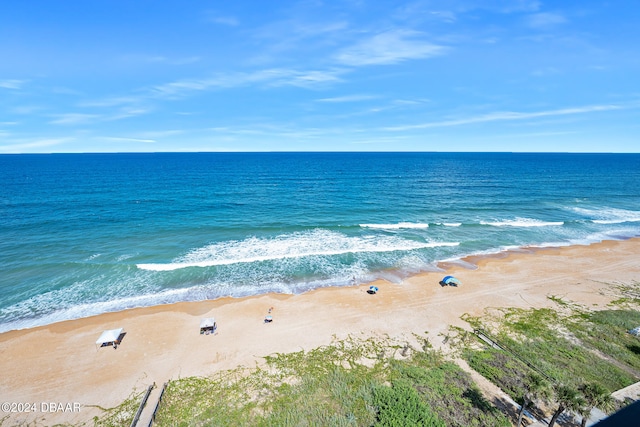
left=367, top=286, right=379, bottom=294
left=440, top=276, right=461, bottom=287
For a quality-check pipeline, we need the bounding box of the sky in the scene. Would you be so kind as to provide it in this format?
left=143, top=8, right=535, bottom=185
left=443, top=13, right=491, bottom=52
left=0, top=0, right=639, bottom=153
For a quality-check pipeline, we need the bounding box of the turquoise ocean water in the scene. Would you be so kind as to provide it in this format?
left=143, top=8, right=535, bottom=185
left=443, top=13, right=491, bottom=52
left=1, top=152, right=639, bottom=333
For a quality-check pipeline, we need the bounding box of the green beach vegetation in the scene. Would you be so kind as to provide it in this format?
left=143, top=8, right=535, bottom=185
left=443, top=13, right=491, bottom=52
left=459, top=287, right=640, bottom=426
left=150, top=335, right=509, bottom=426
left=31, top=335, right=508, bottom=427
left=18, top=281, right=638, bottom=427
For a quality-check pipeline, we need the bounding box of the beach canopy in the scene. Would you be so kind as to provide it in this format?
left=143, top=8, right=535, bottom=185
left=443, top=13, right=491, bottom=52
left=367, top=286, right=379, bottom=294
left=200, top=318, right=217, bottom=334
left=96, top=327, right=124, bottom=347
left=200, top=318, right=216, bottom=329
left=441, top=276, right=461, bottom=286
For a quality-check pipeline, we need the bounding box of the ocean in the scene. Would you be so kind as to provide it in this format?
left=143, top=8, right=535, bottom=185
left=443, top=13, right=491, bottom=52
left=1, top=152, right=639, bottom=333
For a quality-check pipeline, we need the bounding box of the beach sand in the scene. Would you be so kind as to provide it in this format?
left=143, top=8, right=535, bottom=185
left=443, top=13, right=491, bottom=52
left=1, top=239, right=639, bottom=425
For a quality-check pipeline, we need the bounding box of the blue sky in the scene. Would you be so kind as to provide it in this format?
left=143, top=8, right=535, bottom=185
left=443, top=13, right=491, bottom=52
left=1, top=0, right=639, bottom=153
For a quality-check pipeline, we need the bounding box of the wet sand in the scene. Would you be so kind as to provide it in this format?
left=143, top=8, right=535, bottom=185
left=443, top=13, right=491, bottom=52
left=1, top=239, right=639, bottom=425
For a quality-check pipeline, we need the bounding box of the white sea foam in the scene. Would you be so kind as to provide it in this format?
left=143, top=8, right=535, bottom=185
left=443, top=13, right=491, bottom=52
left=523, top=227, right=638, bottom=249
left=360, top=222, right=430, bottom=229
left=138, top=229, right=458, bottom=271
left=0, top=254, right=434, bottom=333
left=571, top=207, right=640, bottom=224
left=0, top=286, right=204, bottom=333
left=440, top=245, right=526, bottom=262
left=0, top=272, right=378, bottom=333
left=481, top=217, right=564, bottom=227
left=424, top=242, right=459, bottom=248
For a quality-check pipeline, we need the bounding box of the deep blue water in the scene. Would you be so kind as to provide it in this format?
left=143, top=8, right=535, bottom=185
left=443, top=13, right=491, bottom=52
left=1, top=152, right=639, bottom=332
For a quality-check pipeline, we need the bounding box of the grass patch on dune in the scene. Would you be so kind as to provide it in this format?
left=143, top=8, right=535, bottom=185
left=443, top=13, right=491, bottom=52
left=501, top=307, right=635, bottom=390
left=462, top=301, right=640, bottom=406
left=151, top=335, right=510, bottom=426
left=609, top=281, right=640, bottom=308
left=91, top=390, right=145, bottom=427
left=0, top=391, right=144, bottom=427
left=568, top=309, right=640, bottom=374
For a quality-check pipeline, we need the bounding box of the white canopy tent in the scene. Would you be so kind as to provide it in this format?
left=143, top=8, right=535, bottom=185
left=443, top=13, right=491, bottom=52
left=96, top=327, right=124, bottom=348
left=200, top=318, right=216, bottom=334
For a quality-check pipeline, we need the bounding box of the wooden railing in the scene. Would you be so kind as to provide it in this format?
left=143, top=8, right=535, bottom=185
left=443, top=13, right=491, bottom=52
left=130, top=384, right=155, bottom=427
left=148, top=381, right=169, bottom=427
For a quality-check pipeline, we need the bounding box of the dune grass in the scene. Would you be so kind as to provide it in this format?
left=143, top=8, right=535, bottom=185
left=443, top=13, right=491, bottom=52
left=568, top=309, right=640, bottom=375
left=462, top=299, right=640, bottom=407
left=91, top=390, right=145, bottom=427
left=151, top=335, right=510, bottom=426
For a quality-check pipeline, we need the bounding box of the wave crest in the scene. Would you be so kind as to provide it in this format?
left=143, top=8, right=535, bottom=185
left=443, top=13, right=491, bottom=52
left=138, top=229, right=458, bottom=271
left=360, top=222, right=430, bottom=230
left=481, top=217, right=564, bottom=227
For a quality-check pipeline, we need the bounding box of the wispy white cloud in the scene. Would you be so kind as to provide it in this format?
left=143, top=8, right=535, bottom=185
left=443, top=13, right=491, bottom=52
left=247, top=19, right=349, bottom=65
left=496, top=0, right=541, bottom=13
left=78, top=132, right=186, bottom=148
left=134, top=130, right=185, bottom=139
left=204, top=10, right=239, bottom=26
left=316, top=94, right=377, bottom=103
left=491, top=130, right=578, bottom=139
left=75, top=67, right=347, bottom=125
left=531, top=66, right=561, bottom=76
left=205, top=123, right=352, bottom=141
left=96, top=136, right=156, bottom=144
left=0, top=138, right=68, bottom=153
left=120, top=54, right=202, bottom=65
left=104, top=107, right=152, bottom=122
left=170, top=56, right=201, bottom=65
left=211, top=16, right=239, bottom=26
left=11, top=105, right=43, bottom=115
left=526, top=12, right=567, bottom=29
left=392, top=98, right=430, bottom=106
left=48, top=106, right=149, bottom=125
left=335, top=30, right=446, bottom=66
left=151, top=68, right=347, bottom=98
left=271, top=69, right=346, bottom=88
left=80, top=96, right=144, bottom=108
left=429, top=10, right=457, bottom=23
left=0, top=79, right=27, bottom=90
left=49, top=113, right=101, bottom=125
left=52, top=86, right=84, bottom=96
left=455, top=0, right=541, bottom=14
left=252, top=19, right=348, bottom=46
left=383, top=104, right=623, bottom=131
left=394, top=0, right=540, bottom=24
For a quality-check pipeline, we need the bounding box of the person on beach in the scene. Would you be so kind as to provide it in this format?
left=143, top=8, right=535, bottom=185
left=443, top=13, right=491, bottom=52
left=265, top=307, right=274, bottom=323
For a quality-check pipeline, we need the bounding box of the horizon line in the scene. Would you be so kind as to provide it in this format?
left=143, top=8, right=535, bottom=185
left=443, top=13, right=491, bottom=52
left=1, top=150, right=639, bottom=155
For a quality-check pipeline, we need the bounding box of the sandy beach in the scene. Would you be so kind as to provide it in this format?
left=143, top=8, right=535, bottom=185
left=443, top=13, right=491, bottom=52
left=1, top=238, right=639, bottom=425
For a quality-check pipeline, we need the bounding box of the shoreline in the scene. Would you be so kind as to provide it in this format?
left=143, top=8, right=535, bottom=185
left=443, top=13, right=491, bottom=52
left=3, top=237, right=637, bottom=335
left=1, top=238, right=639, bottom=424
